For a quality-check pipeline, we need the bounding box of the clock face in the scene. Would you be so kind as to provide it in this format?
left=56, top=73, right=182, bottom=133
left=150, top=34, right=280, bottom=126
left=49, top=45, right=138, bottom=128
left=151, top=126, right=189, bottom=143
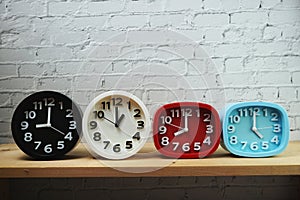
left=82, top=91, right=151, bottom=160
left=222, top=102, right=289, bottom=157
left=153, top=102, right=221, bottom=158
left=11, top=91, right=82, bottom=160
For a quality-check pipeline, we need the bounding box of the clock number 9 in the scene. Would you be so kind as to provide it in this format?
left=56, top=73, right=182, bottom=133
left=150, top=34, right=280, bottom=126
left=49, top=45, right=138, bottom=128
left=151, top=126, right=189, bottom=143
left=21, top=121, right=29, bottom=130
left=227, top=125, right=235, bottom=133
left=90, top=121, right=97, bottom=129
left=159, top=126, right=167, bottom=134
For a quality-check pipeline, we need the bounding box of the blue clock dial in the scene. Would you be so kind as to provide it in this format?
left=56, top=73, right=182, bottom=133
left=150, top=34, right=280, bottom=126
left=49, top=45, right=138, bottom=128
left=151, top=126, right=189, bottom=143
left=222, top=102, right=289, bottom=157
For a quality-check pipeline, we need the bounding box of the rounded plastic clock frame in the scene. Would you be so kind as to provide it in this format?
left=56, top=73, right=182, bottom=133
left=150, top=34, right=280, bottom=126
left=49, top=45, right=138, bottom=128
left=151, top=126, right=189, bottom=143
left=153, top=102, right=221, bottom=159
left=82, top=91, right=151, bottom=160
left=222, top=101, right=289, bottom=157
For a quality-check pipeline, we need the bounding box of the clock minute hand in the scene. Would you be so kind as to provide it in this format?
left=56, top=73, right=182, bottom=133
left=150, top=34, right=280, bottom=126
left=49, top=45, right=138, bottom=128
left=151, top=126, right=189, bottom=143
left=47, top=106, right=51, bottom=125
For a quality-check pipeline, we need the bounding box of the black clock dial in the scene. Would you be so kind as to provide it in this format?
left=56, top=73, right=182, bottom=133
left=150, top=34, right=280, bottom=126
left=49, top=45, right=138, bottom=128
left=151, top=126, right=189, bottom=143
left=11, top=91, right=82, bottom=160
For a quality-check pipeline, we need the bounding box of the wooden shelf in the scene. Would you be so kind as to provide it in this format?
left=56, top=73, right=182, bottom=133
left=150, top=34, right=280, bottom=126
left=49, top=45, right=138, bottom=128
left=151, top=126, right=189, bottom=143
left=1, top=142, right=300, bottom=178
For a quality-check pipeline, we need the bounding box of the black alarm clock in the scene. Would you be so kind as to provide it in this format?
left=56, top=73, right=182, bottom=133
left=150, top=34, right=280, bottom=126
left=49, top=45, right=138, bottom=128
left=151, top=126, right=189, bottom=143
left=11, top=91, right=82, bottom=160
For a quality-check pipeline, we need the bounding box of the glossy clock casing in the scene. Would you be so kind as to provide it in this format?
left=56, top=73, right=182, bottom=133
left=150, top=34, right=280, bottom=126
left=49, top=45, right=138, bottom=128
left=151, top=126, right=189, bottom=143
left=11, top=91, right=82, bottom=160
left=82, top=91, right=151, bottom=160
left=153, top=102, right=221, bottom=159
left=222, top=102, right=289, bottom=157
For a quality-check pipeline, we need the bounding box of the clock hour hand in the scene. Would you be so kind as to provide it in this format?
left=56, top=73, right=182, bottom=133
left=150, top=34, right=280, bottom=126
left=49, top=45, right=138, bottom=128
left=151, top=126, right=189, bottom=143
left=36, top=124, right=50, bottom=128
left=251, top=111, right=264, bottom=139
left=115, top=114, right=125, bottom=128
left=174, top=114, right=189, bottom=136
left=114, top=107, right=125, bottom=128
left=36, top=107, right=52, bottom=128
left=174, top=129, right=185, bottom=137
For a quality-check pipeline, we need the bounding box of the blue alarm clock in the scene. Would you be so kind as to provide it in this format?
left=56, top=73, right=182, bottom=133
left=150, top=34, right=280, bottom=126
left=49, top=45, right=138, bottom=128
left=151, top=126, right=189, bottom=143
left=222, top=102, right=289, bottom=157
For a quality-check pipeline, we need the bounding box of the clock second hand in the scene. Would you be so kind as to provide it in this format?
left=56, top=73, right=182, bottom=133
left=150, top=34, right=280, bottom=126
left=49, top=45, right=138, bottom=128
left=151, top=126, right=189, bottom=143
left=49, top=126, right=65, bottom=136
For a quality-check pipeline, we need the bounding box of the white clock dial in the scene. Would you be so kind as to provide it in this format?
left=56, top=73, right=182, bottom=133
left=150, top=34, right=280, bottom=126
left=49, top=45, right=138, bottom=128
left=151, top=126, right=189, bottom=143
left=83, top=91, right=150, bottom=159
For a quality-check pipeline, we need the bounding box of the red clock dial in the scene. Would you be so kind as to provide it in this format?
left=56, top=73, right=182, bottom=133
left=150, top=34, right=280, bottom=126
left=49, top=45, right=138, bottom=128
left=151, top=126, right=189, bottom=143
left=153, top=102, right=221, bottom=158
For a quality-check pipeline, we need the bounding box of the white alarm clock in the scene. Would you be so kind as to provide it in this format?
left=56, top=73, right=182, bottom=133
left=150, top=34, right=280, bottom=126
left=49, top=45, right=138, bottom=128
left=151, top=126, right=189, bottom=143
left=82, top=91, right=151, bottom=159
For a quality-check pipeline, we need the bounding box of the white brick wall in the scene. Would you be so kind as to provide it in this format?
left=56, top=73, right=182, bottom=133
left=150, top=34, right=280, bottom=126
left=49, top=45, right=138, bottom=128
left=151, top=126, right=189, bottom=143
left=0, top=0, right=299, bottom=145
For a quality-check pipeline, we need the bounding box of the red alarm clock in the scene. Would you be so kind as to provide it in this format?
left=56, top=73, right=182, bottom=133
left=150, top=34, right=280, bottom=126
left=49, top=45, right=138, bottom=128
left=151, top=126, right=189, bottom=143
left=153, top=102, right=221, bottom=158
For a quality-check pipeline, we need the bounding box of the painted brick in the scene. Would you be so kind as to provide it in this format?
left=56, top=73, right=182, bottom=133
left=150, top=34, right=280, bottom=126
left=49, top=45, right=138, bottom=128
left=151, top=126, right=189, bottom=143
left=261, top=0, right=281, bottom=8
left=67, top=16, right=108, bottom=31
left=0, top=64, right=17, bottom=77
left=279, top=87, right=298, bottom=102
left=48, top=2, right=87, bottom=16
left=0, top=78, right=34, bottom=90
left=109, top=15, right=148, bottom=29
left=231, top=11, right=267, bottom=24
left=0, top=48, right=36, bottom=62
left=150, top=14, right=186, bottom=28
left=240, top=0, right=261, bottom=9
left=214, top=43, right=251, bottom=57
left=263, top=26, right=282, bottom=40
left=86, top=1, right=125, bottom=15
left=194, top=13, right=229, bottom=27
left=125, top=0, right=164, bottom=13
left=18, top=63, right=56, bottom=76
left=252, top=42, right=291, bottom=56
left=8, top=1, right=46, bottom=16
left=164, top=0, right=203, bottom=12
left=205, top=28, right=224, bottom=42
left=269, top=10, right=300, bottom=25
left=221, top=0, right=240, bottom=11
left=0, top=108, right=13, bottom=122
left=292, top=71, right=300, bottom=84
left=256, top=71, right=291, bottom=85
left=224, top=57, right=243, bottom=72
left=37, top=77, right=72, bottom=91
